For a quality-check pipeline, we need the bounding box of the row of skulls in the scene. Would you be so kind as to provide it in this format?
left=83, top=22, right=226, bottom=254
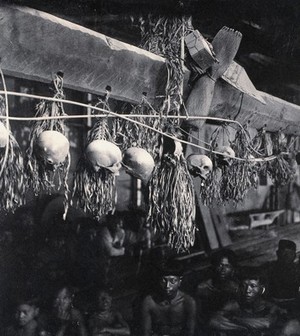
left=85, top=139, right=155, bottom=183
left=31, top=129, right=156, bottom=184
left=82, top=139, right=236, bottom=183
left=1, top=124, right=236, bottom=183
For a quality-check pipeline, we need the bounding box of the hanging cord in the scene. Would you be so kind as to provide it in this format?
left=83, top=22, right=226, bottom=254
left=50, top=72, right=65, bottom=131
left=177, top=125, right=211, bottom=147
left=0, top=68, right=10, bottom=178
left=0, top=89, right=282, bottom=163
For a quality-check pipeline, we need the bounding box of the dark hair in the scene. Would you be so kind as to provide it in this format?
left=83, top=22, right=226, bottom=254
left=211, top=249, right=237, bottom=268
left=77, top=217, right=98, bottom=234
left=16, top=296, right=40, bottom=309
left=278, top=239, right=296, bottom=252
left=158, top=258, right=185, bottom=277
left=106, top=211, right=124, bottom=226
left=54, top=286, right=76, bottom=299
left=97, top=288, right=112, bottom=297
left=239, top=268, right=266, bottom=286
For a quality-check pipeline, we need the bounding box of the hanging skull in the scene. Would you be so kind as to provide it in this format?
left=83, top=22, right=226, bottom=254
left=217, top=145, right=235, bottom=166
left=187, top=154, right=213, bottom=180
left=122, top=147, right=155, bottom=184
left=35, top=130, right=70, bottom=165
left=86, top=139, right=122, bottom=174
left=0, top=121, right=9, bottom=148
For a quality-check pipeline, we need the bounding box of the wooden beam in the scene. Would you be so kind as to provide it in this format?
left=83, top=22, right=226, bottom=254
left=1, top=5, right=300, bottom=135
left=210, top=79, right=300, bottom=135
left=0, top=5, right=171, bottom=104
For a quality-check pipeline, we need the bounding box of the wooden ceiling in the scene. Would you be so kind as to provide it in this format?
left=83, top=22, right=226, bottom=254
left=6, top=0, right=300, bottom=105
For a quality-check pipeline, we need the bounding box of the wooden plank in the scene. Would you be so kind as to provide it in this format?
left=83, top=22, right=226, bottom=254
left=198, top=204, right=219, bottom=250
left=0, top=5, right=172, bottom=104
left=210, top=207, right=232, bottom=247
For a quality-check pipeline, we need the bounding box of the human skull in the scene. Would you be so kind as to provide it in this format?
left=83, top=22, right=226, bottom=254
left=0, top=121, right=9, bottom=148
left=35, top=130, right=70, bottom=165
left=217, top=145, right=235, bottom=166
left=85, top=139, right=122, bottom=174
left=187, top=154, right=213, bottom=180
left=122, top=147, right=155, bottom=184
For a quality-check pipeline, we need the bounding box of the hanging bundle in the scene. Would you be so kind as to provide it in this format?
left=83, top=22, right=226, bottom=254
left=72, top=95, right=121, bottom=220
left=250, top=127, right=295, bottom=186
left=0, top=96, right=27, bottom=212
left=219, top=126, right=259, bottom=203
left=198, top=124, right=233, bottom=205
left=250, top=126, right=272, bottom=159
left=117, top=99, right=161, bottom=157
left=117, top=99, right=160, bottom=184
left=147, top=127, right=196, bottom=252
left=140, top=15, right=191, bottom=118
left=198, top=161, right=221, bottom=206
left=26, top=72, right=70, bottom=203
left=266, top=130, right=295, bottom=186
left=141, top=16, right=196, bottom=251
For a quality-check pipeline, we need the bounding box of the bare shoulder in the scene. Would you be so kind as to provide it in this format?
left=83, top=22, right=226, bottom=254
left=142, top=295, right=156, bottom=308
left=181, top=291, right=196, bottom=309
left=181, top=291, right=195, bottom=301
left=197, top=279, right=213, bottom=290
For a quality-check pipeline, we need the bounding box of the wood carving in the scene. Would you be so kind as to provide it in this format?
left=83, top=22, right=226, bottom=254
left=184, top=27, right=243, bottom=132
left=0, top=5, right=299, bottom=135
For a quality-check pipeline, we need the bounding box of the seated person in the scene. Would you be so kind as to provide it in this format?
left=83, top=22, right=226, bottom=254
left=264, top=239, right=300, bottom=314
left=122, top=210, right=152, bottom=254
left=141, top=259, right=196, bottom=336
left=98, top=213, right=126, bottom=286
left=99, top=213, right=126, bottom=257
left=75, top=218, right=103, bottom=288
left=4, top=295, right=46, bottom=336
left=209, top=268, right=284, bottom=336
left=88, top=289, right=130, bottom=336
left=44, top=286, right=88, bottom=336
left=197, top=249, right=239, bottom=320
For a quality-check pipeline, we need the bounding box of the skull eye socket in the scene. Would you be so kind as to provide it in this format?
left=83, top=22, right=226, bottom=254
left=203, top=165, right=209, bottom=170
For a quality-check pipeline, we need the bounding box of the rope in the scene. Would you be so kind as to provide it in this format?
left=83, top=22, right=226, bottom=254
left=0, top=69, right=10, bottom=178
left=0, top=89, right=280, bottom=163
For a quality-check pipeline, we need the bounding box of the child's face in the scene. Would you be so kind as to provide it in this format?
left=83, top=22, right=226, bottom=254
left=15, top=304, right=38, bottom=327
left=54, top=288, right=72, bottom=312
left=241, top=279, right=263, bottom=303
left=98, top=292, right=112, bottom=312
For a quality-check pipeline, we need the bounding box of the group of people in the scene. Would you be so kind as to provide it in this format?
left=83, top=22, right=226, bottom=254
left=139, top=239, right=300, bottom=336
left=3, top=238, right=300, bottom=336
left=4, top=286, right=130, bottom=336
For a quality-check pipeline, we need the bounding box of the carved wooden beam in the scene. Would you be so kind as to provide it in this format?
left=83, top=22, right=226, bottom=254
left=0, top=5, right=172, bottom=104
left=0, top=5, right=300, bottom=135
left=210, top=77, right=300, bottom=135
